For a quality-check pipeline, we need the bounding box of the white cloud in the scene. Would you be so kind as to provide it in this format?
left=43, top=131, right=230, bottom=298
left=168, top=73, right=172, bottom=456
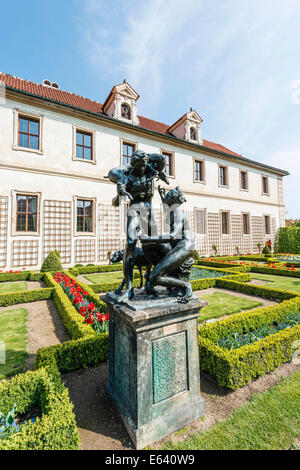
left=78, top=0, right=300, bottom=217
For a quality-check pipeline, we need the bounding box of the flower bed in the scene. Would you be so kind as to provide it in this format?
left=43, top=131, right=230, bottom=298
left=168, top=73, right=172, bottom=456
left=54, top=272, right=109, bottom=334
left=0, top=368, right=79, bottom=450
left=198, top=296, right=300, bottom=390
left=217, top=313, right=300, bottom=350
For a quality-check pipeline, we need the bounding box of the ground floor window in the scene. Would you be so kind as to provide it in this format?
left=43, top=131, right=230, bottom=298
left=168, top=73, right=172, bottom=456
left=76, top=199, right=93, bottom=233
left=242, top=213, right=250, bottom=235
left=195, top=209, right=206, bottom=234
left=221, top=211, right=230, bottom=234
left=16, top=194, right=38, bottom=232
left=264, top=215, right=271, bottom=234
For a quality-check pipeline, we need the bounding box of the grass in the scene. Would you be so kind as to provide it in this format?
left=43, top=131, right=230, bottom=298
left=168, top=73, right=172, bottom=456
left=84, top=270, right=140, bottom=284
left=250, top=273, right=300, bottom=293
left=164, top=371, right=300, bottom=450
left=197, top=292, right=263, bottom=322
left=0, top=281, right=27, bottom=293
left=0, top=308, right=28, bottom=380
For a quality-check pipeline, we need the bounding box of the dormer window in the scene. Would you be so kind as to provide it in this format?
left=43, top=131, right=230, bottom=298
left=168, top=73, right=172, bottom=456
left=190, top=127, right=197, bottom=141
left=121, top=103, right=131, bottom=120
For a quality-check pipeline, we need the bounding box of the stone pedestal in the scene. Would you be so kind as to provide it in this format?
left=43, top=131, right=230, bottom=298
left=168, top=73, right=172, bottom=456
left=103, top=290, right=207, bottom=449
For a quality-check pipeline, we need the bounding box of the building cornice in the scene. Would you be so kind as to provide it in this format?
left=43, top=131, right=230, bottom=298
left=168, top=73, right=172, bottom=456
left=5, top=87, right=289, bottom=177
left=0, top=161, right=285, bottom=208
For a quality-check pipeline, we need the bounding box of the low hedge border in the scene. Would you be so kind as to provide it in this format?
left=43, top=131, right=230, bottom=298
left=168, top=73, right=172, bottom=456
left=0, top=368, right=80, bottom=450
left=34, top=334, right=109, bottom=374
left=0, top=287, right=53, bottom=307
left=69, top=264, right=123, bottom=275
left=87, top=266, right=250, bottom=293
left=196, top=259, right=300, bottom=278
left=198, top=296, right=300, bottom=390
left=31, top=272, right=109, bottom=375
left=215, top=278, right=298, bottom=301
left=251, top=265, right=300, bottom=278
left=195, top=260, right=252, bottom=272
left=0, top=271, right=44, bottom=283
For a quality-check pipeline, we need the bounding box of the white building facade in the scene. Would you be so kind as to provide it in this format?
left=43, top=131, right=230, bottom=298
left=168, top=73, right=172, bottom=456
left=0, top=73, right=288, bottom=270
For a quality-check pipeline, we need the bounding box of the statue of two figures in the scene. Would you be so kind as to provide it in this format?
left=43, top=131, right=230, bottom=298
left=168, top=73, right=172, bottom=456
left=107, top=150, right=195, bottom=305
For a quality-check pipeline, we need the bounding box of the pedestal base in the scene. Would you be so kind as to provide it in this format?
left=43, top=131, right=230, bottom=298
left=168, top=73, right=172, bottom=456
left=103, top=291, right=207, bottom=449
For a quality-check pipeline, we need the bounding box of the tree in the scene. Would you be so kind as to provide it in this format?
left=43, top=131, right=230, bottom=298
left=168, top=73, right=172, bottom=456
left=40, top=251, right=63, bottom=272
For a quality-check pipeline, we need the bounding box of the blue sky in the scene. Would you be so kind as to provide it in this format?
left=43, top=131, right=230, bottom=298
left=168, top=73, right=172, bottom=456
left=1, top=0, right=300, bottom=218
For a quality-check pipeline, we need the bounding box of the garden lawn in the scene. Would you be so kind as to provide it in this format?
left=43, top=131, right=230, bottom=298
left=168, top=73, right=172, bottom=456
left=197, top=292, right=262, bottom=323
left=0, top=308, right=28, bottom=380
left=84, top=270, right=139, bottom=284
left=164, top=371, right=300, bottom=450
left=250, top=273, right=300, bottom=293
left=0, top=281, right=27, bottom=293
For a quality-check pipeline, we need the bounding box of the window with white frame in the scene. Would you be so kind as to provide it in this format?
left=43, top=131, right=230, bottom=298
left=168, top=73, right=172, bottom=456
left=264, top=215, right=271, bottom=234
left=242, top=213, right=250, bottom=235
left=13, top=110, right=43, bottom=153
left=221, top=211, right=230, bottom=235
left=262, top=176, right=269, bottom=195
left=219, top=166, right=228, bottom=187
left=240, top=170, right=248, bottom=191
left=195, top=209, right=206, bottom=235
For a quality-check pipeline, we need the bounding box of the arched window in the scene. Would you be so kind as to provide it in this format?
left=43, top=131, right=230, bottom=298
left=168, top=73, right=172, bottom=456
left=121, top=103, right=131, bottom=120
left=190, top=127, right=197, bottom=141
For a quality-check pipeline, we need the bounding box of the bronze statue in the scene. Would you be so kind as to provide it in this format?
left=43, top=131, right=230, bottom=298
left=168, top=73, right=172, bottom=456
left=140, top=186, right=195, bottom=303
left=107, top=150, right=169, bottom=302
left=108, top=151, right=195, bottom=304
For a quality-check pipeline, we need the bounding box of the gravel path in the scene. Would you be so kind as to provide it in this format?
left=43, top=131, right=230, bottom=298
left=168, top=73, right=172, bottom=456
left=62, top=361, right=299, bottom=450
left=0, top=299, right=70, bottom=371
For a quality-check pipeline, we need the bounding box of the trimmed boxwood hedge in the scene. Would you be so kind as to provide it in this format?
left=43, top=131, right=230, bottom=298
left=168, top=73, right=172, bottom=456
left=0, top=368, right=80, bottom=450
left=34, top=334, right=109, bottom=374
left=0, top=287, right=53, bottom=307
left=251, top=265, right=300, bottom=278
left=195, top=260, right=252, bottom=272
left=216, top=278, right=297, bottom=301
left=70, top=264, right=123, bottom=275
left=198, top=296, right=300, bottom=390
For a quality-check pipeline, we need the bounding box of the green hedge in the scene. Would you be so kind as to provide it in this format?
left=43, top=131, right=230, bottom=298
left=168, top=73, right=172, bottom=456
left=51, top=284, right=96, bottom=340
left=198, top=296, right=300, bottom=390
left=0, top=368, right=80, bottom=450
left=0, top=287, right=53, bottom=307
left=239, top=255, right=269, bottom=262
left=251, top=265, right=300, bottom=278
left=30, top=272, right=109, bottom=374
left=216, top=278, right=298, bottom=301
left=195, top=260, right=251, bottom=272
left=72, top=264, right=123, bottom=275
left=274, top=227, right=300, bottom=254
left=0, top=271, right=45, bottom=283
left=34, top=334, right=109, bottom=374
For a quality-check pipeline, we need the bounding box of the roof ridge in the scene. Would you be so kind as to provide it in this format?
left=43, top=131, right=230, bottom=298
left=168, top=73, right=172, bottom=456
left=0, top=72, right=103, bottom=106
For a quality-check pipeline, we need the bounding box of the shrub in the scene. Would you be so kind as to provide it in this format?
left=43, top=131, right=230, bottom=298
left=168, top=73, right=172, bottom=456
left=212, top=244, right=218, bottom=256
left=274, top=227, right=300, bottom=254
left=0, top=288, right=53, bottom=307
left=0, top=368, right=80, bottom=450
left=40, top=251, right=63, bottom=273
left=192, top=250, right=201, bottom=261
left=262, top=245, right=271, bottom=255
left=34, top=334, right=109, bottom=374
left=198, top=297, right=300, bottom=389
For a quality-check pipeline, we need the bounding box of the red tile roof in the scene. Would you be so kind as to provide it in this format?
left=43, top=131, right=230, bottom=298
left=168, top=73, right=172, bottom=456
left=0, top=72, right=250, bottom=160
